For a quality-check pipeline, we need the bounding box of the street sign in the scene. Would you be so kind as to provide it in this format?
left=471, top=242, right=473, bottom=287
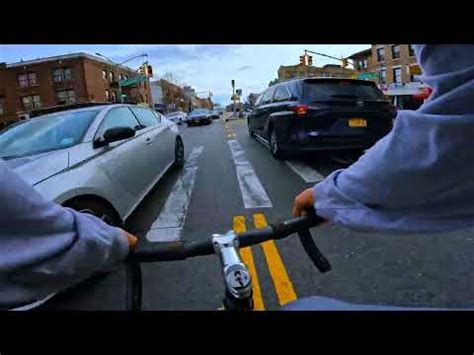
left=357, top=72, right=378, bottom=80
left=119, top=75, right=147, bottom=87
left=236, top=89, right=242, bottom=96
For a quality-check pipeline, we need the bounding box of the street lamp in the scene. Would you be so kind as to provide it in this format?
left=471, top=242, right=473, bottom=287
left=95, top=52, right=148, bottom=103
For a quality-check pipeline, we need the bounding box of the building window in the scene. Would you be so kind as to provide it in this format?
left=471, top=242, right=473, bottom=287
left=109, top=71, right=114, bottom=82
left=377, top=47, right=385, bottom=62
left=409, top=44, right=416, bottom=57
left=102, top=70, right=107, bottom=80
left=105, top=90, right=110, bottom=101
left=21, top=95, right=41, bottom=110
left=17, top=74, right=29, bottom=87
left=391, top=45, right=401, bottom=59
left=53, top=67, right=72, bottom=82
left=56, top=90, right=76, bottom=105
left=379, top=68, right=387, bottom=84
left=28, top=73, right=37, bottom=86
left=393, top=67, right=402, bottom=83
left=17, top=72, right=37, bottom=87
left=111, top=91, right=117, bottom=102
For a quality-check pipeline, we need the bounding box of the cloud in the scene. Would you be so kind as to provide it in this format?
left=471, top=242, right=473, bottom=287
left=237, top=65, right=252, bottom=71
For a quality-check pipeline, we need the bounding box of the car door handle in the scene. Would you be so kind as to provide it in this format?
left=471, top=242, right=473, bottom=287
left=145, top=138, right=153, bottom=145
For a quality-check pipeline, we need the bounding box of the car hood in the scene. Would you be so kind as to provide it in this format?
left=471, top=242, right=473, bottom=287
left=5, top=150, right=70, bottom=186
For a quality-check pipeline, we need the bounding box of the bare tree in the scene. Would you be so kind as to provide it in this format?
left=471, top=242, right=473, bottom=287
left=162, top=71, right=183, bottom=86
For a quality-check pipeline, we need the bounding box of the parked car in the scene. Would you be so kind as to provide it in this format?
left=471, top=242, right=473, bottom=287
left=166, top=111, right=187, bottom=125
left=247, top=78, right=395, bottom=159
left=210, top=110, right=221, bottom=120
left=186, top=109, right=213, bottom=126
left=0, top=104, right=185, bottom=225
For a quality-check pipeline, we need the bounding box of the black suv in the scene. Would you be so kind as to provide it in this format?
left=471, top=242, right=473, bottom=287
left=248, top=78, right=396, bottom=159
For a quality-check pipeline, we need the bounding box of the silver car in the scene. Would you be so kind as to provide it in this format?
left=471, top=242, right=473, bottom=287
left=0, top=104, right=185, bottom=225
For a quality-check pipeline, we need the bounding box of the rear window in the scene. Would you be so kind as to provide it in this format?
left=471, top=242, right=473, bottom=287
left=304, top=80, right=384, bottom=101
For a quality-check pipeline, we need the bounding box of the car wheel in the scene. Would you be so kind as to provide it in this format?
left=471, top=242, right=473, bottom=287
left=270, top=128, right=286, bottom=160
left=174, top=138, right=185, bottom=168
left=248, top=120, right=254, bottom=137
left=64, top=198, right=122, bottom=228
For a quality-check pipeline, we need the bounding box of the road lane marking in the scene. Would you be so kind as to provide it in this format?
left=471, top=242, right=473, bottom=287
left=228, top=140, right=273, bottom=209
left=234, top=215, right=265, bottom=311
left=146, top=146, right=204, bottom=242
left=285, top=160, right=325, bottom=183
left=254, top=213, right=298, bottom=306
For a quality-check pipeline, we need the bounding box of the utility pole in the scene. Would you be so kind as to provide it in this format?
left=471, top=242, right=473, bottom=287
left=231, top=79, right=236, bottom=116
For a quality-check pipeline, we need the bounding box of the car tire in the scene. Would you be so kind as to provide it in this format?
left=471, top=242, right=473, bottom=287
left=269, top=128, right=287, bottom=160
left=65, top=198, right=123, bottom=228
left=174, top=138, right=185, bottom=168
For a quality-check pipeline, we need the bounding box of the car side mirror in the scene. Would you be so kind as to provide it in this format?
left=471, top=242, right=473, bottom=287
left=93, top=126, right=135, bottom=148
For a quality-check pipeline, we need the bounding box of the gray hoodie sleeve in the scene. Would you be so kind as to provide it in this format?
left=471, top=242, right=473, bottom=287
left=0, top=158, right=130, bottom=307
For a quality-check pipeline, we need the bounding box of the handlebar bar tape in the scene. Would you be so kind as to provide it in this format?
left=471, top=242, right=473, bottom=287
left=127, top=241, right=187, bottom=263
left=297, top=229, right=332, bottom=273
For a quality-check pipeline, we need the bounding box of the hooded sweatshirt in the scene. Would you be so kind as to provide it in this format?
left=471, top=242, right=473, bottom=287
left=314, top=45, right=474, bottom=233
left=0, top=158, right=129, bottom=309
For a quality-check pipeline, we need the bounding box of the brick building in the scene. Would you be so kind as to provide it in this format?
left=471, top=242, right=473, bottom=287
left=0, top=53, right=152, bottom=127
left=348, top=45, right=420, bottom=86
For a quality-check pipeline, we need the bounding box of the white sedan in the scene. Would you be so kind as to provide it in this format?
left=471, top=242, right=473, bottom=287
left=0, top=104, right=185, bottom=226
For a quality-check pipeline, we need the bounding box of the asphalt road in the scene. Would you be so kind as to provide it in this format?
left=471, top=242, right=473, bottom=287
left=43, top=114, right=474, bottom=310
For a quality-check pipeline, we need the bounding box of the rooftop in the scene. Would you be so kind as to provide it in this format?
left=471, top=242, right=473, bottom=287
left=5, top=52, right=135, bottom=71
left=347, top=48, right=372, bottom=59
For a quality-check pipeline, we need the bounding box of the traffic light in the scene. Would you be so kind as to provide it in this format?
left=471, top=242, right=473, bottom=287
left=146, top=65, right=153, bottom=77
left=231, top=79, right=235, bottom=88
left=299, top=55, right=305, bottom=65
left=341, top=58, right=348, bottom=68
left=308, top=55, right=313, bottom=66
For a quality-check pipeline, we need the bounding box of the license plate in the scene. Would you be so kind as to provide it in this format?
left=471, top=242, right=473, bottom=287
left=348, top=118, right=367, bottom=127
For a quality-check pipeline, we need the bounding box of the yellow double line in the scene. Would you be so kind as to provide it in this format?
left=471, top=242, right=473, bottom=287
left=233, top=213, right=297, bottom=310
left=224, top=122, right=237, bottom=139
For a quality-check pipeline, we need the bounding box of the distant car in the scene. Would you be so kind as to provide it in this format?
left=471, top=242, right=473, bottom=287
left=0, top=104, right=185, bottom=226
left=210, top=110, right=220, bottom=120
left=166, top=111, right=187, bottom=125
left=248, top=78, right=395, bottom=159
left=186, top=109, right=212, bottom=126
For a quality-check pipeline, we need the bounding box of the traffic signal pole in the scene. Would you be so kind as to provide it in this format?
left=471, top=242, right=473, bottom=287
left=303, top=49, right=353, bottom=68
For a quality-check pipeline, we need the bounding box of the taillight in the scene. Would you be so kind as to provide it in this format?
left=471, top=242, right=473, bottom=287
left=291, top=104, right=308, bottom=116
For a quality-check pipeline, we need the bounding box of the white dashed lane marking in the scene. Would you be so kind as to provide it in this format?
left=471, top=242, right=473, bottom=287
left=146, top=146, right=204, bottom=242
left=285, top=160, right=325, bottom=183
left=228, top=139, right=273, bottom=209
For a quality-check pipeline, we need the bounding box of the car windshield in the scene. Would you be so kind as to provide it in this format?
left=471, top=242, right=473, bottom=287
left=191, top=109, right=208, bottom=114
left=0, top=110, right=99, bottom=159
left=304, top=80, right=385, bottom=101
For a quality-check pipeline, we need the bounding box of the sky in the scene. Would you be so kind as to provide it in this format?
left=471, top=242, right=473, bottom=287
left=0, top=45, right=370, bottom=106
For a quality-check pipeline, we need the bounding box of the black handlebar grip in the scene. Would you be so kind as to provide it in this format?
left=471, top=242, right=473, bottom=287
left=127, top=241, right=187, bottom=263
left=298, top=229, right=332, bottom=273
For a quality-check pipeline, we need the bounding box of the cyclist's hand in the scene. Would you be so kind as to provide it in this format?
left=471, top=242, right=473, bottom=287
left=292, top=188, right=315, bottom=217
left=121, top=229, right=138, bottom=250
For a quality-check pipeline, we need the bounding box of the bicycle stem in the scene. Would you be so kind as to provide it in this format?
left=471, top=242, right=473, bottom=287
left=212, top=231, right=252, bottom=301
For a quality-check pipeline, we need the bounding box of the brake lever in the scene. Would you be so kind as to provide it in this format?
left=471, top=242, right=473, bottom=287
left=297, top=207, right=331, bottom=273
left=297, top=229, right=331, bottom=273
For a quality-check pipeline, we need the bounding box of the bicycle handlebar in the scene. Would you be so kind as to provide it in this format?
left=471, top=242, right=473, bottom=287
left=127, top=211, right=330, bottom=272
